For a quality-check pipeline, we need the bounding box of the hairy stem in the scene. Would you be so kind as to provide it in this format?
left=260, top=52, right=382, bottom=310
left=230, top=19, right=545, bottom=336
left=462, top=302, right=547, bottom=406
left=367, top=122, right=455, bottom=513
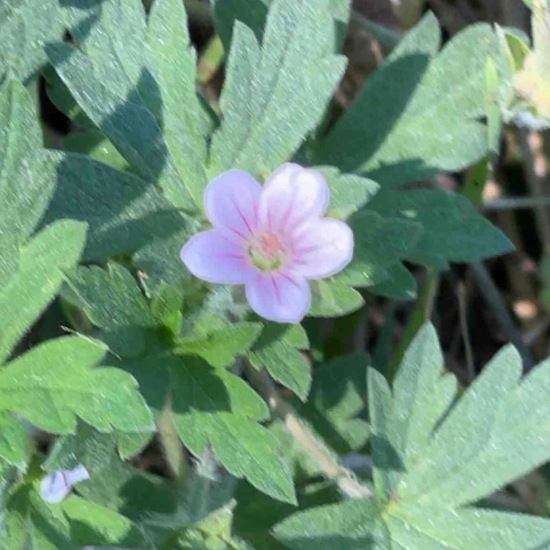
left=247, top=367, right=372, bottom=499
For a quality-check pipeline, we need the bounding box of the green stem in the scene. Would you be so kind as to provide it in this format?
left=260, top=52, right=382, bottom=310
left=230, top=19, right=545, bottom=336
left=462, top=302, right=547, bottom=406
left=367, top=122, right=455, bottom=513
left=247, top=367, right=372, bottom=499
left=483, top=196, right=550, bottom=210
left=350, top=11, right=403, bottom=51
left=389, top=270, right=439, bottom=380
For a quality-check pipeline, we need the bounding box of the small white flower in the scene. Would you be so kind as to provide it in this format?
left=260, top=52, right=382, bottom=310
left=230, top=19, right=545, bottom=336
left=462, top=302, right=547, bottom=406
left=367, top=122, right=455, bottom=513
left=40, top=465, right=90, bottom=503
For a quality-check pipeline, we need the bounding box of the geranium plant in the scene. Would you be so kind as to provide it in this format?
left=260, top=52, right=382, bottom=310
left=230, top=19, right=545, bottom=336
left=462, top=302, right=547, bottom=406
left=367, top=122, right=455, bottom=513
left=1, top=0, right=550, bottom=548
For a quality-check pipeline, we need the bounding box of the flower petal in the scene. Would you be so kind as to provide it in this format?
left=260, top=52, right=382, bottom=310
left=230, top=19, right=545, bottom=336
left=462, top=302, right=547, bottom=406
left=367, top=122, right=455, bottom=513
left=40, top=465, right=89, bottom=504
left=289, top=218, right=354, bottom=279
left=246, top=272, right=311, bottom=323
left=205, top=170, right=262, bottom=239
left=181, top=230, right=253, bottom=284
left=259, top=164, right=329, bottom=231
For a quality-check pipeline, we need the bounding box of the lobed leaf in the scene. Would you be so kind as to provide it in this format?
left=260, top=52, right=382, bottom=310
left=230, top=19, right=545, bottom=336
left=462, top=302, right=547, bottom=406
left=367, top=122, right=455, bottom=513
left=275, top=325, right=550, bottom=547
left=211, top=0, right=347, bottom=177
left=45, top=423, right=178, bottom=521
left=316, top=16, right=508, bottom=186
left=309, top=280, right=365, bottom=318
left=0, top=79, right=58, bottom=284
left=67, top=264, right=155, bottom=331
left=0, top=337, right=154, bottom=435
left=368, top=325, right=456, bottom=500
left=396, top=344, right=550, bottom=508
left=0, top=220, right=87, bottom=364
left=49, top=0, right=205, bottom=211
left=367, top=188, right=514, bottom=268
left=123, top=351, right=296, bottom=503
left=368, top=263, right=417, bottom=301
left=0, top=413, right=29, bottom=470
left=147, top=0, right=210, bottom=205
left=5, top=484, right=144, bottom=550
left=176, top=322, right=263, bottom=368
left=336, top=211, right=422, bottom=289
left=248, top=323, right=311, bottom=400
left=43, top=152, right=191, bottom=262
left=66, top=263, right=159, bottom=357
left=275, top=498, right=550, bottom=550
left=300, top=354, right=369, bottom=454
left=317, top=167, right=380, bottom=220
left=213, top=0, right=350, bottom=52
left=274, top=499, right=390, bottom=549
left=0, top=0, right=65, bottom=80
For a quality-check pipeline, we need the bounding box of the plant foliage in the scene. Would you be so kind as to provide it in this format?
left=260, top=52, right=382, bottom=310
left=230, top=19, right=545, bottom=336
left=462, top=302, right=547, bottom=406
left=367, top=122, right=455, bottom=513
left=1, top=0, right=544, bottom=546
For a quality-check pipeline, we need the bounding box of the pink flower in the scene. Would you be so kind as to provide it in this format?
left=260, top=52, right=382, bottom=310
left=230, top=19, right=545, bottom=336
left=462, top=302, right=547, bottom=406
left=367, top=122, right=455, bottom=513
left=180, top=164, right=354, bottom=323
left=40, top=465, right=90, bottom=503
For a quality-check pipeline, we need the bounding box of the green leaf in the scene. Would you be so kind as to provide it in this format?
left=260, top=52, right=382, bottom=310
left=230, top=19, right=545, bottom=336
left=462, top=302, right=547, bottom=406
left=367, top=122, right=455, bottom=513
left=123, top=351, right=296, bottom=503
left=328, top=0, right=353, bottom=49
left=62, top=130, right=129, bottom=171
left=368, top=324, right=456, bottom=500
left=234, top=478, right=339, bottom=550
left=176, top=322, right=263, bottom=368
left=43, top=65, right=96, bottom=130
left=0, top=413, right=29, bottom=469
left=274, top=499, right=390, bottom=549
left=248, top=323, right=311, bottom=400
left=0, top=220, right=87, bottom=364
left=318, top=167, right=379, bottom=220
left=309, top=280, right=364, bottom=318
left=6, top=484, right=77, bottom=550
left=274, top=498, right=550, bottom=550
left=0, top=79, right=57, bottom=283
left=367, top=188, right=514, bottom=269
left=66, top=263, right=158, bottom=357
left=380, top=324, right=550, bottom=536
left=133, top=224, right=195, bottom=291
left=385, top=503, right=550, bottom=549
left=368, top=263, right=417, bottom=301
left=43, top=153, right=190, bottom=262
left=211, top=0, right=346, bottom=176
left=0, top=0, right=65, bottom=80
left=276, top=324, right=550, bottom=547
left=300, top=354, right=369, bottom=454
left=0, top=337, right=154, bottom=435
left=213, top=0, right=351, bottom=53
left=67, top=264, right=155, bottom=330
left=150, top=282, right=185, bottom=335
left=48, top=0, right=201, bottom=211
left=171, top=358, right=295, bottom=503
left=5, top=483, right=144, bottom=550
left=45, top=423, right=177, bottom=521
left=317, top=16, right=508, bottom=185
left=394, top=342, right=550, bottom=508
left=336, top=211, right=422, bottom=288
left=213, top=0, right=269, bottom=50
left=60, top=496, right=145, bottom=548
left=147, top=0, right=210, bottom=205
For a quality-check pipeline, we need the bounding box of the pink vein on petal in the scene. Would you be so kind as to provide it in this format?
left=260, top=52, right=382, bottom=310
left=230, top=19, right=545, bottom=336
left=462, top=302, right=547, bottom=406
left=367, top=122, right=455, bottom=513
left=232, top=192, right=254, bottom=236
left=271, top=274, right=281, bottom=304
left=278, top=272, right=301, bottom=289
left=277, top=200, right=295, bottom=232
left=292, top=244, right=321, bottom=255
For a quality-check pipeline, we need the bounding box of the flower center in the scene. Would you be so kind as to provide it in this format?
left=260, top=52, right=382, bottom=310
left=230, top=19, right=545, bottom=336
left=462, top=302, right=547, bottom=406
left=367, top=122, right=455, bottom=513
left=247, top=232, right=288, bottom=271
